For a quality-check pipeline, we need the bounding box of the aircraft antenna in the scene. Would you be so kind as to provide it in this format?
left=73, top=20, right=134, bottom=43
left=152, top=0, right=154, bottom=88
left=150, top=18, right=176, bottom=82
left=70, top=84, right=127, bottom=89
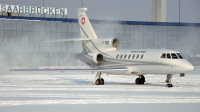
left=43, top=0, right=45, bottom=17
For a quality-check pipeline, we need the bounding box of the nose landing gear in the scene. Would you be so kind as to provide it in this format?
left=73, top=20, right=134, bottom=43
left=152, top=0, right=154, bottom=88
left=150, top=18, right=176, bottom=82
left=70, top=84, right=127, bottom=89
left=165, top=74, right=173, bottom=87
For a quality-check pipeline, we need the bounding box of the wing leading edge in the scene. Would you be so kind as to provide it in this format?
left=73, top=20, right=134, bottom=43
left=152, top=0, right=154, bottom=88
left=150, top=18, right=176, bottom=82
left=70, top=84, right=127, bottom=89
left=42, top=38, right=92, bottom=43
left=10, top=67, right=128, bottom=72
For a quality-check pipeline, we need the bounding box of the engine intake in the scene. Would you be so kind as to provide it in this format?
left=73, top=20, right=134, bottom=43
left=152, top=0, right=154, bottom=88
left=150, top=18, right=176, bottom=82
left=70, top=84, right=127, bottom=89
left=88, top=53, right=104, bottom=64
left=112, top=38, right=120, bottom=48
left=95, top=53, right=104, bottom=63
left=93, top=38, right=120, bottom=51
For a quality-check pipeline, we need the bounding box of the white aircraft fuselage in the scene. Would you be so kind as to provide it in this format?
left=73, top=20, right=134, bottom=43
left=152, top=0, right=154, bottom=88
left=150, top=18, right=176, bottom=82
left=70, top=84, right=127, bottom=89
left=76, top=48, right=194, bottom=75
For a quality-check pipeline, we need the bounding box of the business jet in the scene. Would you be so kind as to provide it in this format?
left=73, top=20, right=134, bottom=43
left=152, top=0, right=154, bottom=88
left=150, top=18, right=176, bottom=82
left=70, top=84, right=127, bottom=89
left=11, top=8, right=194, bottom=87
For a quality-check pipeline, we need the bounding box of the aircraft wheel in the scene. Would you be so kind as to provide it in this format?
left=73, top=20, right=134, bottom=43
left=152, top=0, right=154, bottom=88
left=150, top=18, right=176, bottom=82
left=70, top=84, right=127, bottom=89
left=135, top=78, right=141, bottom=84
left=95, top=79, right=101, bottom=85
left=100, top=78, right=104, bottom=85
left=140, top=80, right=144, bottom=84
left=140, top=75, right=145, bottom=83
left=166, top=84, right=173, bottom=87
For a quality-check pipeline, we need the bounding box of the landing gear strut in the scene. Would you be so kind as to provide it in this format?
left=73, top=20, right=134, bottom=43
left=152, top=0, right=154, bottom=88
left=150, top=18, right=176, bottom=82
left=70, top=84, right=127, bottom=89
left=94, top=72, right=104, bottom=85
left=135, top=75, right=145, bottom=85
left=165, top=74, right=173, bottom=87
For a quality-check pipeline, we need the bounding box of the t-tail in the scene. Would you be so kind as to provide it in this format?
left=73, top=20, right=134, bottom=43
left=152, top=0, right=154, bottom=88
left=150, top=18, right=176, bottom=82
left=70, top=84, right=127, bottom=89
left=78, top=8, right=98, bottom=39
left=77, top=8, right=120, bottom=53
left=77, top=8, right=99, bottom=53
left=43, top=8, right=120, bottom=53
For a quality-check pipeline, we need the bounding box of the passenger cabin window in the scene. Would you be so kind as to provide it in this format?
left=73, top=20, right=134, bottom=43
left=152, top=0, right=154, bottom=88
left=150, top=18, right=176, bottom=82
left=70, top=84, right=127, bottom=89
left=171, top=53, right=179, bottom=59
left=132, top=54, right=135, bottom=59
left=128, top=54, right=131, bottom=59
left=136, top=54, right=139, bottom=59
left=116, top=54, right=119, bottom=59
left=124, top=54, right=127, bottom=59
left=176, top=53, right=183, bottom=59
left=160, top=53, right=166, bottom=58
left=167, top=53, right=171, bottom=59
left=120, top=54, right=123, bottom=59
left=141, top=54, right=143, bottom=59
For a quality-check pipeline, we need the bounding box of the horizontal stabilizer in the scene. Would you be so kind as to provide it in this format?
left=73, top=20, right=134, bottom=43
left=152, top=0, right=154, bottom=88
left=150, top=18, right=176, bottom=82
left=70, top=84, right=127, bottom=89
left=42, top=38, right=92, bottom=43
left=10, top=67, right=128, bottom=72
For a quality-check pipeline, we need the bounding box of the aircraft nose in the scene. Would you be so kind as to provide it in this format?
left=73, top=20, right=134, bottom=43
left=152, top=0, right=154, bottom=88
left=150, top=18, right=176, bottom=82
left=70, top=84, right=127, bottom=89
left=185, top=62, right=194, bottom=71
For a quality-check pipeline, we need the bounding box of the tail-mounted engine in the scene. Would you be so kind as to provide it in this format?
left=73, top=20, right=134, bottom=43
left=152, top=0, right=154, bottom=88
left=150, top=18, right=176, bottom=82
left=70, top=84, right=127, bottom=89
left=93, top=38, right=120, bottom=51
left=88, top=53, right=104, bottom=64
left=110, top=38, right=120, bottom=48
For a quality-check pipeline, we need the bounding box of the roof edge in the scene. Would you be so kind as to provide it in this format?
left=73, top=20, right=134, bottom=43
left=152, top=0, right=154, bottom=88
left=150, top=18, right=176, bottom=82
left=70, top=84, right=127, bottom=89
left=0, top=15, right=199, bottom=27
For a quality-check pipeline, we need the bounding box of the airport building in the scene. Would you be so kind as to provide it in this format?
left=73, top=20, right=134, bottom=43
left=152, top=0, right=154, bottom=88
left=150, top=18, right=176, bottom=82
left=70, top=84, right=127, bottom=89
left=0, top=5, right=200, bottom=74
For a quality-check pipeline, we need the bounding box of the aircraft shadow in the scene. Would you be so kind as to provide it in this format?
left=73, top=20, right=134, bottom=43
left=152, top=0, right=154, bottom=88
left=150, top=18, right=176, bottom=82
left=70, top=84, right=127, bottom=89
left=55, top=77, right=167, bottom=87
left=104, top=82, right=165, bottom=87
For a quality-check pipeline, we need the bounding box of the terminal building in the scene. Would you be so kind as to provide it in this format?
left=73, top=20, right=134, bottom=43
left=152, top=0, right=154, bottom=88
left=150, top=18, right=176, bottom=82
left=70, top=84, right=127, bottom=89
left=0, top=7, right=200, bottom=74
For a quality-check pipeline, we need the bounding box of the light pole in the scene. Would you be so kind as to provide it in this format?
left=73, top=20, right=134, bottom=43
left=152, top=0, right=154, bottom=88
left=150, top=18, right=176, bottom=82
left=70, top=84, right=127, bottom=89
left=43, top=0, right=45, bottom=17
left=179, top=0, right=180, bottom=22
left=81, top=0, right=83, bottom=7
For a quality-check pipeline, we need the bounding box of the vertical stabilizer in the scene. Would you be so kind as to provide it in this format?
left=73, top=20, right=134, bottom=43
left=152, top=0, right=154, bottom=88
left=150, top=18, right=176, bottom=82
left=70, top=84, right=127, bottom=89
left=77, top=8, right=100, bottom=53
left=77, top=8, right=98, bottom=39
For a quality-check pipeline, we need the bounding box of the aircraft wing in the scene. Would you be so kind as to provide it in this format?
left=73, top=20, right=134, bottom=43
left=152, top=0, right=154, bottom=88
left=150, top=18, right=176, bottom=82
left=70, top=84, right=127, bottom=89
left=42, top=38, right=92, bottom=43
left=10, top=67, right=128, bottom=72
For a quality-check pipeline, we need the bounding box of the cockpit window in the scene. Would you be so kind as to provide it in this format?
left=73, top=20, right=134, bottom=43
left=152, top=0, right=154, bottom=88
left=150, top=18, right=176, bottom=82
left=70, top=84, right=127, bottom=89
left=160, top=53, right=166, bottom=58
left=167, top=53, right=171, bottom=59
left=171, top=53, right=179, bottom=59
left=161, top=53, right=184, bottom=59
left=176, top=53, right=183, bottom=59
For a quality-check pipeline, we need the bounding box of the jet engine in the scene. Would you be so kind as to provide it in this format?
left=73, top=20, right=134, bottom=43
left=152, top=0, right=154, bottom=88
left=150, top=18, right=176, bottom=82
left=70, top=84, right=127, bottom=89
left=110, top=38, right=120, bottom=48
left=88, top=53, right=104, bottom=64
left=93, top=38, right=120, bottom=50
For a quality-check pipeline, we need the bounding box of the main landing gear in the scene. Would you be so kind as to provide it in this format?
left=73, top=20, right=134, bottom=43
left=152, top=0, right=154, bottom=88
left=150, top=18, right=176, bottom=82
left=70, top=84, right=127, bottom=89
left=93, top=73, right=173, bottom=87
left=94, top=72, right=104, bottom=85
left=135, top=75, right=145, bottom=85
left=165, top=74, right=173, bottom=87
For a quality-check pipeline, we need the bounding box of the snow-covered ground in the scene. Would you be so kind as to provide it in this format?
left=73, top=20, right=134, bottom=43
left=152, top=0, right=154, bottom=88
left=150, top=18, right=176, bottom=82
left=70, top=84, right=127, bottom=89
left=0, top=70, right=200, bottom=112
